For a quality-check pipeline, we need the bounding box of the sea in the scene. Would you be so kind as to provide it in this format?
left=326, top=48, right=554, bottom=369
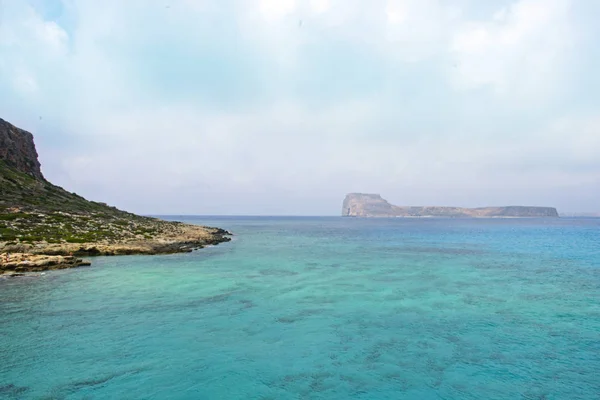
left=1, top=216, right=599, bottom=400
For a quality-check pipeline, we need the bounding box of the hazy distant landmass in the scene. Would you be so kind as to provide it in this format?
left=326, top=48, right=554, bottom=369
left=342, top=193, right=559, bottom=218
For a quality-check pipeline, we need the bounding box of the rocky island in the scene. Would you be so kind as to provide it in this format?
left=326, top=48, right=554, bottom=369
left=0, top=117, right=231, bottom=276
left=342, top=193, right=559, bottom=218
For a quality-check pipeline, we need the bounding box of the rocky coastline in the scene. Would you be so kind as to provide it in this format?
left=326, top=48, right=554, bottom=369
left=0, top=117, right=233, bottom=277
left=0, top=253, right=91, bottom=277
left=0, top=218, right=232, bottom=276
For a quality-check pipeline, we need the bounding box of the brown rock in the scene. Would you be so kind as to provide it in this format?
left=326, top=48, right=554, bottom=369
left=1, top=253, right=92, bottom=274
left=0, top=118, right=44, bottom=180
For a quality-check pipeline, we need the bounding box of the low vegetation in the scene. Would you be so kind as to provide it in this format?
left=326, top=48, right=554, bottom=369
left=0, top=159, right=229, bottom=254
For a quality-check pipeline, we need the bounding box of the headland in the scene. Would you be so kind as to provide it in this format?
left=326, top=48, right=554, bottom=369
left=0, top=117, right=231, bottom=276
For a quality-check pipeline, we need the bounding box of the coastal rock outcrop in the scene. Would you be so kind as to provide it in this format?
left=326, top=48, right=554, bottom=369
left=1, top=253, right=91, bottom=276
left=342, top=193, right=559, bottom=218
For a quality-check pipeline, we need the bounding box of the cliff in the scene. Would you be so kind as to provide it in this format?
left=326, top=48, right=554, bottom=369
left=342, top=193, right=396, bottom=217
left=0, top=117, right=231, bottom=275
left=342, top=193, right=559, bottom=218
left=0, top=118, right=44, bottom=180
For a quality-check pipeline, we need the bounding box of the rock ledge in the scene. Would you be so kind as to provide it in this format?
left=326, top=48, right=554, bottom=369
left=1, top=253, right=91, bottom=276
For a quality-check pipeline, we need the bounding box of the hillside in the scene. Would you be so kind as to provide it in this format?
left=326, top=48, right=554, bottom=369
left=342, top=193, right=559, bottom=218
left=0, top=118, right=230, bottom=274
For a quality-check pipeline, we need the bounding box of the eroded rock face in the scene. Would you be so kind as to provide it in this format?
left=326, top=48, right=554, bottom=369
left=342, top=193, right=396, bottom=217
left=0, top=118, right=44, bottom=180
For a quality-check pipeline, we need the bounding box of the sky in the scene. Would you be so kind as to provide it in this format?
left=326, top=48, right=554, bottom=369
left=0, top=0, right=599, bottom=215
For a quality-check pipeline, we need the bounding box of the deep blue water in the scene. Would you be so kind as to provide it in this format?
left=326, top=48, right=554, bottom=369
left=1, top=217, right=599, bottom=399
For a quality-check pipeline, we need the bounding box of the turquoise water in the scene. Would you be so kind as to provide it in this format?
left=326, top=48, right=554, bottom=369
left=1, top=217, right=599, bottom=400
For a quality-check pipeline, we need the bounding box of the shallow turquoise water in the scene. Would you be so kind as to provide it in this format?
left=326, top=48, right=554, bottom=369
left=1, top=217, right=599, bottom=399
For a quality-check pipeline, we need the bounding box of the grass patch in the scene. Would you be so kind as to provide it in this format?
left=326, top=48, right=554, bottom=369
left=0, top=213, right=28, bottom=221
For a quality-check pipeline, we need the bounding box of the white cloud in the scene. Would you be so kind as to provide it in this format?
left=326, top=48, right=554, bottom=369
left=309, top=0, right=330, bottom=14
left=386, top=0, right=408, bottom=24
left=450, top=0, right=574, bottom=100
left=384, top=0, right=461, bottom=62
left=0, top=4, right=69, bottom=52
left=0, top=4, right=69, bottom=99
left=28, top=18, right=68, bottom=53
left=0, top=0, right=598, bottom=214
left=259, top=0, right=296, bottom=22
left=12, top=68, right=38, bottom=95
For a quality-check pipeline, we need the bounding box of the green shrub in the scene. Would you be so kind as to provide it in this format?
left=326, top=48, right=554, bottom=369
left=0, top=213, right=28, bottom=221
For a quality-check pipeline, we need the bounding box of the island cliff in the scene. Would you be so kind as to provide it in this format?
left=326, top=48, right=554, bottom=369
left=0, top=117, right=231, bottom=276
left=342, top=193, right=559, bottom=218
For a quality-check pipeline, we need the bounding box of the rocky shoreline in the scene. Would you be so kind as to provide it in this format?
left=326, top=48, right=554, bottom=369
left=1, top=116, right=234, bottom=277
left=0, top=225, right=232, bottom=276
left=0, top=253, right=91, bottom=276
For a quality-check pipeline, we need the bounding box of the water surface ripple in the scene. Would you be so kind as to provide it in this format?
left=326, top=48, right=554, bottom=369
left=1, top=217, right=599, bottom=399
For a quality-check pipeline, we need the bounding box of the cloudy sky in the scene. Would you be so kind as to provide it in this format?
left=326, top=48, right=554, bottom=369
left=1, top=0, right=598, bottom=215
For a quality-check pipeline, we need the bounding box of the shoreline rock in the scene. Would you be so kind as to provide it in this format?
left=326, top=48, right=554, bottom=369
left=0, top=225, right=233, bottom=275
left=1, top=253, right=91, bottom=275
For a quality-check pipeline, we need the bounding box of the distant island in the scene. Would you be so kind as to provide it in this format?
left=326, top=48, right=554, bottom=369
left=0, top=117, right=231, bottom=276
left=342, top=193, right=559, bottom=218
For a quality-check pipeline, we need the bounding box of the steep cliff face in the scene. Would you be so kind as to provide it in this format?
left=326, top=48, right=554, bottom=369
left=342, top=194, right=559, bottom=218
left=0, top=118, right=44, bottom=181
left=342, top=193, right=396, bottom=217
